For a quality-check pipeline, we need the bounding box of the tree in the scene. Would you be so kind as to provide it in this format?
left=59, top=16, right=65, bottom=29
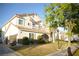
left=45, top=4, right=63, bottom=43
left=63, top=4, right=79, bottom=34
left=72, top=19, right=79, bottom=34
left=65, top=20, right=76, bottom=46
left=62, top=4, right=79, bottom=46
left=45, top=4, right=65, bottom=49
left=45, top=3, right=79, bottom=47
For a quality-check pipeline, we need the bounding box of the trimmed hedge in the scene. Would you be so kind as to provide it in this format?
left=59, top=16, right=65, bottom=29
left=18, top=34, right=50, bottom=45
left=18, top=37, right=30, bottom=45
left=22, top=37, right=30, bottom=45
left=18, top=37, right=35, bottom=45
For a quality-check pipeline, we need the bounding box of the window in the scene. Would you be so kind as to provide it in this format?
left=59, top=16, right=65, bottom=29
left=19, top=19, right=23, bottom=25
left=29, top=33, right=34, bottom=39
left=31, top=33, right=34, bottom=39
left=28, top=23, right=30, bottom=26
left=32, top=23, right=35, bottom=27
left=29, top=33, right=32, bottom=39
left=19, top=18, right=25, bottom=25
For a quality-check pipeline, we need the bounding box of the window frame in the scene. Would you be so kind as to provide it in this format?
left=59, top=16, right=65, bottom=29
left=18, top=18, right=25, bottom=25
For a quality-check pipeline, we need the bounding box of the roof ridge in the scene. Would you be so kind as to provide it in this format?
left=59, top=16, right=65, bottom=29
left=16, top=13, right=37, bottom=16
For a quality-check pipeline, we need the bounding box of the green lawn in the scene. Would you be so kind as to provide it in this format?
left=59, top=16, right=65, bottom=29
left=10, top=41, right=68, bottom=56
left=10, top=41, right=79, bottom=56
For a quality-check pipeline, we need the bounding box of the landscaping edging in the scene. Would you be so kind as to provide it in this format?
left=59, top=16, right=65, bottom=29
left=47, top=45, right=79, bottom=56
left=69, top=46, right=79, bottom=55
left=47, top=47, right=68, bottom=56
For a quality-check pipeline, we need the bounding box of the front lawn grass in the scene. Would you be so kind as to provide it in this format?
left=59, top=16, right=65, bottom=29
left=10, top=40, right=69, bottom=56
left=10, top=40, right=79, bottom=56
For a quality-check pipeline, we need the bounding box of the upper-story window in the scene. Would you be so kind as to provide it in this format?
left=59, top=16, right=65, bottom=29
left=28, top=23, right=30, bottom=26
left=32, top=23, right=35, bottom=27
left=19, top=18, right=25, bottom=25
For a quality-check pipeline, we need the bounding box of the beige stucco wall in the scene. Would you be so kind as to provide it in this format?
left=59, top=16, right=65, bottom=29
left=11, top=17, right=19, bottom=25
left=17, top=31, right=29, bottom=39
left=24, top=16, right=33, bottom=28
left=5, top=24, right=20, bottom=37
left=2, top=14, right=46, bottom=42
left=2, top=22, right=10, bottom=32
left=17, top=31, right=43, bottom=40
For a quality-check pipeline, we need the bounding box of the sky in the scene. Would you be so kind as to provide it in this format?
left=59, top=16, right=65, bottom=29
left=0, top=3, right=48, bottom=28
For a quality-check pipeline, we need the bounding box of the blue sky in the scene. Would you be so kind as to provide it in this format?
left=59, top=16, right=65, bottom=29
left=0, top=3, right=48, bottom=28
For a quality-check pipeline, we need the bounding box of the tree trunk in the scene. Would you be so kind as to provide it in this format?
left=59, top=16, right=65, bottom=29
left=49, top=34, right=52, bottom=41
left=57, top=30, right=60, bottom=49
left=52, top=31, right=55, bottom=43
left=68, top=36, right=71, bottom=47
left=68, top=30, right=71, bottom=47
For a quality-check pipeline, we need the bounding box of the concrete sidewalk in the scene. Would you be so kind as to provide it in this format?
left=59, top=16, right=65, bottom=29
left=0, top=44, right=21, bottom=56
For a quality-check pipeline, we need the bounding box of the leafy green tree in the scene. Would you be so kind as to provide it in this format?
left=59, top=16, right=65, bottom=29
left=45, top=3, right=79, bottom=47
left=45, top=4, right=63, bottom=43
left=65, top=20, right=76, bottom=46
left=62, top=4, right=79, bottom=46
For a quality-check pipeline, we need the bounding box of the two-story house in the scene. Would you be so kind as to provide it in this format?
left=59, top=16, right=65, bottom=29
left=2, top=13, right=49, bottom=44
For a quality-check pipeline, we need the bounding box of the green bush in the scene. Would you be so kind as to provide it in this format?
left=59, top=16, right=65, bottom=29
left=18, top=37, right=35, bottom=45
left=18, top=34, right=50, bottom=45
left=37, top=35, right=46, bottom=44
left=22, top=37, right=30, bottom=45
left=29, top=38, right=34, bottom=44
left=18, top=37, right=30, bottom=45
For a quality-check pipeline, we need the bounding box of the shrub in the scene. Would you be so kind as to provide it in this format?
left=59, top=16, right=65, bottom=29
left=18, top=37, right=30, bottom=45
left=37, top=35, right=46, bottom=44
left=22, top=37, right=30, bottom=45
left=29, top=38, right=34, bottom=44
left=37, top=35, right=42, bottom=40
left=18, top=37, right=36, bottom=45
left=42, top=34, right=49, bottom=42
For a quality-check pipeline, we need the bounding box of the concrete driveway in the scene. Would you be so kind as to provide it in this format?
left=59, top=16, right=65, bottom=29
left=0, top=44, right=19, bottom=56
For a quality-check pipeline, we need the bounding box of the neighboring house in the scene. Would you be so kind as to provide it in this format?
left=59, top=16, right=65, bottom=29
left=2, top=13, right=49, bottom=44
